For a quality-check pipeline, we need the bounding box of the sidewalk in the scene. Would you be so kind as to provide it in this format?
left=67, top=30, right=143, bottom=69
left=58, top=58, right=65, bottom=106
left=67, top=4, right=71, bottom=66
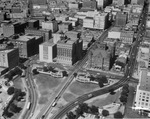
left=18, top=78, right=29, bottom=119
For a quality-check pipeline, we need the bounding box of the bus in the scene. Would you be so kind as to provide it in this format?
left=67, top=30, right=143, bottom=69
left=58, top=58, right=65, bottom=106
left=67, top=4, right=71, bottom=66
left=26, top=102, right=31, bottom=110
left=52, top=102, right=57, bottom=107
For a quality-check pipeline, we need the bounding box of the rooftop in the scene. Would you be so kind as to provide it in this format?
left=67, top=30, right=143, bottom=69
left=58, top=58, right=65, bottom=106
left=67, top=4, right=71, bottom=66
left=15, top=34, right=41, bottom=42
left=40, top=41, right=55, bottom=47
left=110, top=27, right=121, bottom=32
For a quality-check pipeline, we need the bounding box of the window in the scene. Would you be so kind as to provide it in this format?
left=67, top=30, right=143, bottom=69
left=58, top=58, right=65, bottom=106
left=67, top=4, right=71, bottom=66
left=142, top=99, right=145, bottom=101
left=143, top=93, right=145, bottom=95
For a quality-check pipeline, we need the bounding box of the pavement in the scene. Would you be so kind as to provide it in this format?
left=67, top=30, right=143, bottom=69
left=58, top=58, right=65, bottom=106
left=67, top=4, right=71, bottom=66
left=18, top=77, right=29, bottom=119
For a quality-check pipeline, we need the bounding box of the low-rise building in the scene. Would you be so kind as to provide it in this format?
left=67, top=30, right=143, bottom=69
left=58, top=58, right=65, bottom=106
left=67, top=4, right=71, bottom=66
left=108, top=27, right=121, bottom=39
left=120, top=30, right=134, bottom=44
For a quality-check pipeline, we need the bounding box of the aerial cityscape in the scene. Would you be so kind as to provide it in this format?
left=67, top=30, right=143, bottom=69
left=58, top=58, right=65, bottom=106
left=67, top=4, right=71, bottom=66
left=0, top=0, right=149, bottom=119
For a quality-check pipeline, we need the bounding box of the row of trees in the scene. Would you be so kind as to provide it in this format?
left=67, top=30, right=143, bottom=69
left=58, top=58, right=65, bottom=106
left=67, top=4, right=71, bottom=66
left=66, top=103, right=124, bottom=119
left=119, top=84, right=129, bottom=104
left=66, top=103, right=99, bottom=119
left=4, top=67, right=23, bottom=82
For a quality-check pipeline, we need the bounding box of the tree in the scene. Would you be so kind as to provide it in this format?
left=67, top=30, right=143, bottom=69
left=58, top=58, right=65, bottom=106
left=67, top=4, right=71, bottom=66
left=96, top=75, right=108, bottom=84
left=114, top=111, right=123, bottom=119
left=90, top=105, right=98, bottom=114
left=79, top=103, right=89, bottom=113
left=9, top=103, right=21, bottom=113
left=119, top=95, right=127, bottom=104
left=62, top=71, right=68, bottom=77
left=66, top=111, right=76, bottom=119
left=32, top=69, right=39, bottom=75
left=102, top=109, right=109, bottom=117
left=89, top=75, right=95, bottom=81
left=43, top=66, right=48, bottom=72
left=3, top=110, right=14, bottom=118
left=73, top=73, right=78, bottom=77
left=75, top=107, right=83, bottom=117
left=98, top=80, right=104, bottom=88
left=121, top=90, right=128, bottom=97
left=7, top=87, right=15, bottom=95
left=109, top=89, right=116, bottom=95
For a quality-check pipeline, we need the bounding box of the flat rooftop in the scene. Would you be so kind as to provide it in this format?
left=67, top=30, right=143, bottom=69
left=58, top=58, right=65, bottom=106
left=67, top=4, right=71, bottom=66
left=40, top=41, right=55, bottom=46
left=16, top=34, right=41, bottom=42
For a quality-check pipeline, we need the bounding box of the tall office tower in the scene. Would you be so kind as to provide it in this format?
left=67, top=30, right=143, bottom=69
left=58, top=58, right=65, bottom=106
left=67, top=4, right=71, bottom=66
left=118, top=0, right=125, bottom=6
left=131, top=0, right=138, bottom=4
left=134, top=69, right=150, bottom=112
left=94, top=12, right=109, bottom=29
left=28, top=20, right=40, bottom=29
left=39, top=42, right=57, bottom=63
left=82, top=0, right=97, bottom=9
left=11, top=34, right=43, bottom=58
left=96, top=0, right=112, bottom=9
left=0, top=48, right=19, bottom=69
left=57, top=38, right=82, bottom=65
left=115, top=12, right=127, bottom=27
left=42, top=20, right=58, bottom=33
left=3, top=21, right=27, bottom=37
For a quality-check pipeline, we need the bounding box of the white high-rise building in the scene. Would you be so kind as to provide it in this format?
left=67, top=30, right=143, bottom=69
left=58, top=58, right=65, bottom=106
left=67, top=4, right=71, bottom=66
left=42, top=20, right=58, bottom=33
left=39, top=42, right=57, bottom=63
left=134, top=69, right=150, bottom=111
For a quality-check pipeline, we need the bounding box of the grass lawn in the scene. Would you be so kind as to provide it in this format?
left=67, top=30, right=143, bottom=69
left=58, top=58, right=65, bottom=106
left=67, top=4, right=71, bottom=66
left=13, top=77, right=23, bottom=89
left=88, top=90, right=121, bottom=108
left=63, top=93, right=76, bottom=102
left=69, top=81, right=99, bottom=96
left=35, top=74, right=62, bottom=104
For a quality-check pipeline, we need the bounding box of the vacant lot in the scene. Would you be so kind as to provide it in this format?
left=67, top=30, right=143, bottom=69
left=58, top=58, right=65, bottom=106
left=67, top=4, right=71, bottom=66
left=69, top=81, right=99, bottom=96
left=35, top=74, right=62, bottom=104
left=87, top=90, right=121, bottom=108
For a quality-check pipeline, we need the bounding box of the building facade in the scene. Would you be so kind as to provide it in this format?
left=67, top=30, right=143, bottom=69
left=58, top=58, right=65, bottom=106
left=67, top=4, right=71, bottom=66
left=39, top=42, right=57, bottom=63
left=115, top=12, right=127, bottom=27
left=42, top=20, right=58, bottom=33
left=0, top=48, right=19, bottom=69
left=134, top=69, right=150, bottom=112
left=11, top=34, right=43, bottom=58
left=88, top=43, right=113, bottom=71
left=25, top=28, right=51, bottom=41
left=57, top=38, right=82, bottom=65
